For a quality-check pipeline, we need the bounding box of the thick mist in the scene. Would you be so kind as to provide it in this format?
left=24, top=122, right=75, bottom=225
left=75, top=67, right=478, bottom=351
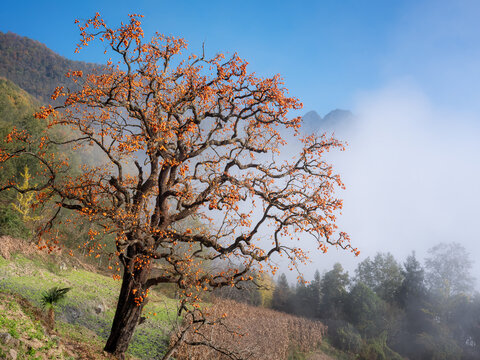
left=291, top=82, right=480, bottom=286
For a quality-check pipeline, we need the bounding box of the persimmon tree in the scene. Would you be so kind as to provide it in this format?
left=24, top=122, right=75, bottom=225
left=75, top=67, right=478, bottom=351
left=0, top=14, right=358, bottom=359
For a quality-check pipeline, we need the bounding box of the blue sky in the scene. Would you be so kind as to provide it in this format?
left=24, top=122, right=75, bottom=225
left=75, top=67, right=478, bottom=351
left=4, top=0, right=479, bottom=115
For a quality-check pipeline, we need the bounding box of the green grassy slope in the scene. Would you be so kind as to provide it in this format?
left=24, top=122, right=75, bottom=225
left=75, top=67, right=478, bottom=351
left=0, top=241, right=179, bottom=359
left=0, top=291, right=75, bottom=359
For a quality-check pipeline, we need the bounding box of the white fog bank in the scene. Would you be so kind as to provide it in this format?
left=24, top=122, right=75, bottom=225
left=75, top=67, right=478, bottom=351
left=295, top=82, right=480, bottom=284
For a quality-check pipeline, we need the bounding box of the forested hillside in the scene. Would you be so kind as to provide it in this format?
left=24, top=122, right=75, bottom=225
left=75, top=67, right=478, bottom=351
left=0, top=77, right=44, bottom=238
left=215, top=245, right=480, bottom=359
left=0, top=32, right=97, bottom=104
left=0, top=77, right=39, bottom=125
left=262, top=247, right=480, bottom=360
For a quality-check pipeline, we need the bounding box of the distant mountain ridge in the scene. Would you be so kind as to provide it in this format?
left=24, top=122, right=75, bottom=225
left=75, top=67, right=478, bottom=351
left=0, top=31, right=97, bottom=104
left=302, top=109, right=353, bottom=132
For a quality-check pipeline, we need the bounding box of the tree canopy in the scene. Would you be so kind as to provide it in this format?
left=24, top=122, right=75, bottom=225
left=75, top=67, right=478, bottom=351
left=0, top=13, right=355, bottom=359
left=355, top=252, right=403, bottom=303
left=425, top=242, right=474, bottom=298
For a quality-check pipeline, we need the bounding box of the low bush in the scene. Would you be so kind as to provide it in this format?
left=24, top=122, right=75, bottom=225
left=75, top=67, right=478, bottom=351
left=358, top=333, right=403, bottom=360
left=329, top=322, right=362, bottom=353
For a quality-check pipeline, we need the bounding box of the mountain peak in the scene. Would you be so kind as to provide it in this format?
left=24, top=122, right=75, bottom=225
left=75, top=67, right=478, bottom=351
left=302, top=110, right=322, bottom=124
left=323, top=109, right=353, bottom=123
left=302, top=109, right=353, bottom=132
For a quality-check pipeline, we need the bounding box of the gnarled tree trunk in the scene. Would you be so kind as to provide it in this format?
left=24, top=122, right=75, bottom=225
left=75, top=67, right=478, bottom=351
left=104, top=260, right=151, bottom=359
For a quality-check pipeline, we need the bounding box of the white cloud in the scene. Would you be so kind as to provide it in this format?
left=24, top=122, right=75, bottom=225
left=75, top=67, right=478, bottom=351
left=315, top=81, right=480, bottom=283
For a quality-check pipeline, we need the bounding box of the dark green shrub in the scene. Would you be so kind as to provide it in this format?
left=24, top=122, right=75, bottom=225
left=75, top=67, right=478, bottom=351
left=329, top=322, right=362, bottom=353
left=358, top=333, right=403, bottom=360
left=417, top=331, right=463, bottom=360
left=0, top=206, right=29, bottom=239
left=359, top=340, right=386, bottom=360
left=287, top=346, right=307, bottom=360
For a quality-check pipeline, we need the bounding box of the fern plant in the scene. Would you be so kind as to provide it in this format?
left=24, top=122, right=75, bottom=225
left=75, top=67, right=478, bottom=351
left=41, top=286, right=71, bottom=329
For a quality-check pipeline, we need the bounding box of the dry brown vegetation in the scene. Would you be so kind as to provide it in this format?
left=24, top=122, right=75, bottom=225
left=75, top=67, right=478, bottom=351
left=173, top=298, right=327, bottom=360
left=0, top=235, right=99, bottom=272
left=0, top=235, right=43, bottom=260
